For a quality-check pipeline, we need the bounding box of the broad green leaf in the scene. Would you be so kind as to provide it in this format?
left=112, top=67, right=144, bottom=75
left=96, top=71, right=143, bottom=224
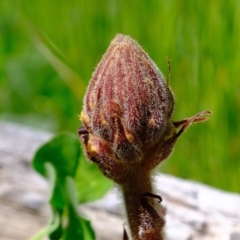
left=63, top=203, right=84, bottom=240
left=62, top=177, right=95, bottom=240
left=33, top=133, right=80, bottom=209
left=31, top=132, right=96, bottom=240
left=76, top=156, right=112, bottom=203
left=32, top=132, right=80, bottom=179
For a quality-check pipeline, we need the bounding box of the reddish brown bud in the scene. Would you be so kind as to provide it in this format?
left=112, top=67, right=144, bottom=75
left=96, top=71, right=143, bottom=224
left=79, top=34, right=210, bottom=182
left=80, top=34, right=174, bottom=178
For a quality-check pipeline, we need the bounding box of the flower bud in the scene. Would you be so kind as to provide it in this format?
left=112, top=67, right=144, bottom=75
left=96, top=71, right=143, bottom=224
left=79, top=34, right=210, bottom=183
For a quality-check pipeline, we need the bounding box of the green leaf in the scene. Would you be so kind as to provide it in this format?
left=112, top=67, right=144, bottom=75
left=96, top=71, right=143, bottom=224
left=62, top=177, right=96, bottom=240
left=32, top=132, right=80, bottom=179
left=62, top=177, right=84, bottom=240
left=30, top=164, right=62, bottom=240
left=31, top=132, right=96, bottom=240
left=33, top=133, right=81, bottom=209
left=76, top=156, right=112, bottom=203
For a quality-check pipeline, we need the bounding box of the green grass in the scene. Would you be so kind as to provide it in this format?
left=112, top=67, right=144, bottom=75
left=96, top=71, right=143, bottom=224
left=1, top=0, right=240, bottom=193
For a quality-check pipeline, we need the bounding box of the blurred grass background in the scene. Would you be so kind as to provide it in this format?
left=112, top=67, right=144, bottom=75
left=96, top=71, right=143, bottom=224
left=0, top=0, right=239, bottom=193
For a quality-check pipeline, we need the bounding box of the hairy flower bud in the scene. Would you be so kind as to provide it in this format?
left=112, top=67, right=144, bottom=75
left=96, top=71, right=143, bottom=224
left=81, top=34, right=172, bottom=167
left=79, top=34, right=210, bottom=183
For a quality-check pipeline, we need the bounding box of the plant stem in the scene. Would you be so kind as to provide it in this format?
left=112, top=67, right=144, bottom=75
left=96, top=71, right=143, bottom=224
left=120, top=166, right=165, bottom=240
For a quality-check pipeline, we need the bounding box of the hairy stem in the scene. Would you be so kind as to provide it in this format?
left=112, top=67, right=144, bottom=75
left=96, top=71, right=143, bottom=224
left=120, top=166, right=165, bottom=240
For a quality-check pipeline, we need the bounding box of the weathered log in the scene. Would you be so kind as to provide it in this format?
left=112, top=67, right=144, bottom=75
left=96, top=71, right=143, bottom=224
left=0, top=121, right=239, bottom=240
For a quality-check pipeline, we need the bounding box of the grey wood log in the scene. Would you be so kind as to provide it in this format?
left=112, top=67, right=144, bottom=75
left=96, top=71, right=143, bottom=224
left=0, top=121, right=240, bottom=240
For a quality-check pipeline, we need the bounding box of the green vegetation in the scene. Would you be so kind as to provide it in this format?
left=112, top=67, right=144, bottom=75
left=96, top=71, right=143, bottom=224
left=1, top=0, right=240, bottom=193
left=31, top=133, right=100, bottom=240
